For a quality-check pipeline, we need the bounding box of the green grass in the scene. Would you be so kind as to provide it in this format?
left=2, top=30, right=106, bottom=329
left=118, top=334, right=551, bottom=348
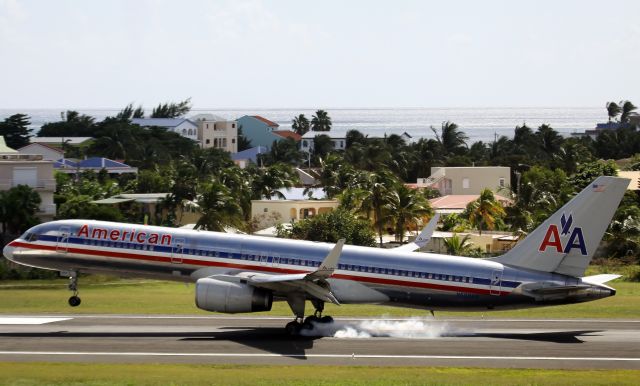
left=1, top=278, right=639, bottom=318
left=0, top=363, right=638, bottom=386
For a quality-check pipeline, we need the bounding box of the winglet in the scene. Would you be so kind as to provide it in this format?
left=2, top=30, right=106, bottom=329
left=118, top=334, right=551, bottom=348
left=306, top=239, right=345, bottom=280
left=393, top=213, right=440, bottom=252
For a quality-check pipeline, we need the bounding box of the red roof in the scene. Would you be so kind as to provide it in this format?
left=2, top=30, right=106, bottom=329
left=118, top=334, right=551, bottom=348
left=18, top=142, right=64, bottom=154
left=252, top=115, right=279, bottom=127
left=272, top=130, right=302, bottom=141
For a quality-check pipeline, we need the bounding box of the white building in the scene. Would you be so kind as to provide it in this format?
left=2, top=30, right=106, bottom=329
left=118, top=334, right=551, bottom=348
left=18, top=143, right=64, bottom=161
left=132, top=118, right=199, bottom=142
left=416, top=166, right=510, bottom=196
left=300, top=130, right=413, bottom=153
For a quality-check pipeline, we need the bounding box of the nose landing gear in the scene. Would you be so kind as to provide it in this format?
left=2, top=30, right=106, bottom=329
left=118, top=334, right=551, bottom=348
left=66, top=272, right=81, bottom=307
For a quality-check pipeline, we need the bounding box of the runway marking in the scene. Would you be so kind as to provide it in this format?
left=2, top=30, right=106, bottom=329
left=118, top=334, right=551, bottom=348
left=0, top=351, right=639, bottom=362
left=1, top=315, right=639, bottom=323
left=0, top=317, right=71, bottom=325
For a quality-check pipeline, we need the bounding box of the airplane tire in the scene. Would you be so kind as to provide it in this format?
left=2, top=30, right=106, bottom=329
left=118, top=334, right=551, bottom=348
left=285, top=321, right=301, bottom=336
left=68, top=296, right=81, bottom=307
left=320, top=315, right=334, bottom=324
left=304, top=315, right=320, bottom=325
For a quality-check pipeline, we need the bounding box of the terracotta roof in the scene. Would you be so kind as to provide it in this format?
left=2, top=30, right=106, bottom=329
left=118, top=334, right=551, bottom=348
left=429, top=194, right=512, bottom=209
left=272, top=130, right=301, bottom=141
left=252, top=115, right=279, bottom=127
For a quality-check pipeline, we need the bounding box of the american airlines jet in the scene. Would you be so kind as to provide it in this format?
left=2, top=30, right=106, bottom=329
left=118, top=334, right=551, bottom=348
left=3, top=176, right=629, bottom=335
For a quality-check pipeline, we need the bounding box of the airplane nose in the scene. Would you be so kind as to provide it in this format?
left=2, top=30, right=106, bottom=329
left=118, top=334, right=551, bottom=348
left=3, top=243, right=15, bottom=261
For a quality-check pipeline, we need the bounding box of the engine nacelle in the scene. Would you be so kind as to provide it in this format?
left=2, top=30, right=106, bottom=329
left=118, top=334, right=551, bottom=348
left=195, top=278, right=273, bottom=313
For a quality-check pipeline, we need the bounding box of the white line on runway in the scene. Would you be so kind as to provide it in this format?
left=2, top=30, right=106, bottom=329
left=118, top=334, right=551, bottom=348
left=0, top=351, right=639, bottom=362
left=0, top=317, right=71, bottom=325
left=1, top=315, right=639, bottom=323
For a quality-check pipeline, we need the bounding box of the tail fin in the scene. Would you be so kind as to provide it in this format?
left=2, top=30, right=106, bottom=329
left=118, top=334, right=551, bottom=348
left=493, top=176, right=629, bottom=277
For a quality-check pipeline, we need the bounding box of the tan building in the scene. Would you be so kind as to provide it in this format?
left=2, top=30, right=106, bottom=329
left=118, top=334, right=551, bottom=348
left=92, top=193, right=201, bottom=226
left=417, top=166, right=510, bottom=195
left=191, top=114, right=238, bottom=153
left=421, top=230, right=518, bottom=254
left=618, top=171, right=640, bottom=190
left=251, top=199, right=339, bottom=229
left=0, top=139, right=56, bottom=221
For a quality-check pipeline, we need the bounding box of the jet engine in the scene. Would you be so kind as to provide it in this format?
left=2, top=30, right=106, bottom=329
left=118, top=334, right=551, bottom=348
left=195, top=278, right=273, bottom=313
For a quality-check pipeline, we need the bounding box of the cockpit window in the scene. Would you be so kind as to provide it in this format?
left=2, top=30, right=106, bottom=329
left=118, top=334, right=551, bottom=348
left=26, top=233, right=39, bottom=242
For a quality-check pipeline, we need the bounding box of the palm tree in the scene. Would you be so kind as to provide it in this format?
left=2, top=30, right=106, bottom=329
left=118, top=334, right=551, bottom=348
left=442, top=233, right=474, bottom=255
left=619, top=100, right=637, bottom=124
left=251, top=164, right=299, bottom=200
left=465, top=188, right=506, bottom=235
left=431, top=121, right=468, bottom=156
left=386, top=185, right=433, bottom=243
left=606, top=101, right=621, bottom=122
left=311, top=110, right=332, bottom=132
left=342, top=170, right=398, bottom=247
left=291, top=114, right=310, bottom=135
left=195, top=181, right=243, bottom=232
left=535, top=124, right=562, bottom=159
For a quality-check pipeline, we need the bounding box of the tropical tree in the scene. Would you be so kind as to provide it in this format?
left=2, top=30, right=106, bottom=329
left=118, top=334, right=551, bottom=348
left=250, top=164, right=299, bottom=200
left=195, top=181, right=243, bottom=231
left=431, top=121, right=468, bottom=156
left=620, top=100, right=637, bottom=124
left=386, top=185, right=433, bottom=243
left=442, top=234, right=474, bottom=256
left=259, top=138, right=304, bottom=166
left=151, top=98, right=192, bottom=118
left=340, top=170, right=398, bottom=247
left=117, top=103, right=145, bottom=120
left=56, top=195, right=125, bottom=222
left=38, top=110, right=95, bottom=137
left=606, top=101, right=621, bottom=122
left=0, top=114, right=32, bottom=149
left=311, top=110, right=332, bottom=132
left=276, top=208, right=376, bottom=246
left=291, top=114, right=310, bottom=136
left=570, top=160, right=618, bottom=191
left=0, top=185, right=41, bottom=238
left=535, top=124, right=562, bottom=160
left=465, top=188, right=506, bottom=235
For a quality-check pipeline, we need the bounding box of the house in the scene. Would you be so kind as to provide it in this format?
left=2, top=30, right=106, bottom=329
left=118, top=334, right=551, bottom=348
left=54, top=157, right=138, bottom=175
left=251, top=199, right=339, bottom=230
left=30, top=137, right=93, bottom=149
left=0, top=137, right=56, bottom=221
left=422, top=230, right=518, bottom=254
left=236, top=116, right=301, bottom=149
left=190, top=114, right=238, bottom=152
left=231, top=146, right=267, bottom=168
left=300, top=130, right=413, bottom=153
left=416, top=166, right=510, bottom=196
left=17, top=143, right=64, bottom=161
left=132, top=118, right=199, bottom=142
left=618, top=171, right=640, bottom=190
left=429, top=194, right=513, bottom=214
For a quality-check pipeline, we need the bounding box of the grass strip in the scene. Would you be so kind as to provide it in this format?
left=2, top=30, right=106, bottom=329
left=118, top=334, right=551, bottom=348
left=0, top=280, right=638, bottom=318
left=0, top=363, right=639, bottom=386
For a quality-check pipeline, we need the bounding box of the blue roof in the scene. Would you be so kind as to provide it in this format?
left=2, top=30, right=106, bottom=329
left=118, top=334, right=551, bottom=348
left=76, top=157, right=132, bottom=168
left=53, top=158, right=78, bottom=168
left=131, top=118, right=196, bottom=128
left=231, top=146, right=267, bottom=163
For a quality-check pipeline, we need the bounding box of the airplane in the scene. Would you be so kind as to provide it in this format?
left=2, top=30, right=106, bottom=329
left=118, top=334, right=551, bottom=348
left=3, top=176, right=629, bottom=335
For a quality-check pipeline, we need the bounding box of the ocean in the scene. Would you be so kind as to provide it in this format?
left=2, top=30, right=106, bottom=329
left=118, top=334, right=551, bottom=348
left=0, top=107, right=604, bottom=144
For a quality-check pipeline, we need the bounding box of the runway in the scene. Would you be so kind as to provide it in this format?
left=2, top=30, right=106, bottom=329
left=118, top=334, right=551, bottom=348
left=1, top=315, right=639, bottom=369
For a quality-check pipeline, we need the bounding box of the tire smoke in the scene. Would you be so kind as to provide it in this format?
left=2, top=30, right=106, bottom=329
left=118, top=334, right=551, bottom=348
left=300, top=317, right=461, bottom=338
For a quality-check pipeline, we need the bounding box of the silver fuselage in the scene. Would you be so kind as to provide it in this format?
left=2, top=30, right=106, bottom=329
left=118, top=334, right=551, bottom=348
left=4, top=220, right=615, bottom=311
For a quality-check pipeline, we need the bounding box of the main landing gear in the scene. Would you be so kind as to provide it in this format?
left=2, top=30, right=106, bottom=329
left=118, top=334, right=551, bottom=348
left=284, top=296, right=334, bottom=336
left=67, top=272, right=81, bottom=307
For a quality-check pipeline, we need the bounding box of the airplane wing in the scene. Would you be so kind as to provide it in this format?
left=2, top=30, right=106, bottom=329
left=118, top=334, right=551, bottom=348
left=207, top=239, right=345, bottom=305
left=393, top=213, right=440, bottom=252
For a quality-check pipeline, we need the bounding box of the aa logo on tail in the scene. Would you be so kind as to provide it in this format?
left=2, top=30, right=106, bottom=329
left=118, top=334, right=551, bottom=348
left=538, top=213, right=587, bottom=255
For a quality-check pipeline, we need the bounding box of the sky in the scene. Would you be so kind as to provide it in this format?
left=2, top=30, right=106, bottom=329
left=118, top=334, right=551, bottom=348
left=1, top=0, right=639, bottom=109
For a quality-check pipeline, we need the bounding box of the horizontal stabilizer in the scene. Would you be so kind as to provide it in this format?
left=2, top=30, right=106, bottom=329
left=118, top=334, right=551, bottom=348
left=581, top=274, right=621, bottom=285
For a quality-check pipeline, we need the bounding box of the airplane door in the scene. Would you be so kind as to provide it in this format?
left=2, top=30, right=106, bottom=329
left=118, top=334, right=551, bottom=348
left=56, top=226, right=70, bottom=253
left=172, top=238, right=185, bottom=264
left=489, top=269, right=503, bottom=296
